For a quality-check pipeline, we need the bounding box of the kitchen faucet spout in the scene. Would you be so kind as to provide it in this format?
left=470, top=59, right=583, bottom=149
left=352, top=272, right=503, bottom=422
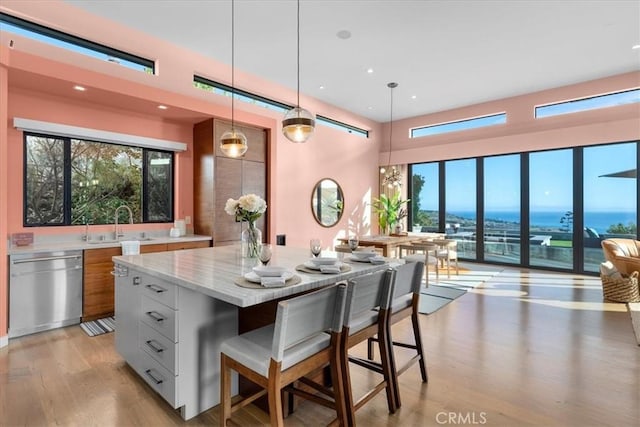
left=114, top=205, right=134, bottom=239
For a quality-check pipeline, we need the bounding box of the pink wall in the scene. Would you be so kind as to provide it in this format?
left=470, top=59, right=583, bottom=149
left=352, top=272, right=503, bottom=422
left=1, top=51, right=8, bottom=344
left=380, top=72, right=640, bottom=164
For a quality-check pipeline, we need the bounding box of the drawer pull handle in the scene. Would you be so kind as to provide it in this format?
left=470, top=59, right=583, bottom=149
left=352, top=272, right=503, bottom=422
left=144, top=369, right=164, bottom=385
left=146, top=284, right=167, bottom=293
left=146, top=311, right=165, bottom=322
left=145, top=339, right=164, bottom=353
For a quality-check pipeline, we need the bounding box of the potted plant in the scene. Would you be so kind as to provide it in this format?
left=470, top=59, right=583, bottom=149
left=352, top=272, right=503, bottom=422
left=372, top=191, right=409, bottom=235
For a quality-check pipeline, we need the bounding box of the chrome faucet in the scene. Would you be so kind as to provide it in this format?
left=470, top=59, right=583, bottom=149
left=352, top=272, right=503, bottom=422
left=114, top=205, right=134, bottom=240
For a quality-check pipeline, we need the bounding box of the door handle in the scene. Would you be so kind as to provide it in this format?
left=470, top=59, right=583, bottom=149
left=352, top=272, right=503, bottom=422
left=145, top=284, right=167, bottom=293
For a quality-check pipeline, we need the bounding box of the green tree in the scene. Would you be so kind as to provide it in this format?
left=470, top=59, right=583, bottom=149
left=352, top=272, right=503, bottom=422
left=559, top=211, right=573, bottom=232
left=607, top=222, right=637, bottom=235
left=412, top=173, right=425, bottom=225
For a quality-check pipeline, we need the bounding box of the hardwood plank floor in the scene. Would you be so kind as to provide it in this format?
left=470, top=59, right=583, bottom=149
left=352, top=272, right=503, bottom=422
left=1, top=266, right=638, bottom=426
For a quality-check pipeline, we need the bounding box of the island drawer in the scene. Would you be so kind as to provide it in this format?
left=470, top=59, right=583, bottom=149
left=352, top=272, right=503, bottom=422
left=141, top=295, right=178, bottom=342
left=139, top=321, right=178, bottom=374
left=140, top=274, right=178, bottom=309
left=138, top=350, right=177, bottom=408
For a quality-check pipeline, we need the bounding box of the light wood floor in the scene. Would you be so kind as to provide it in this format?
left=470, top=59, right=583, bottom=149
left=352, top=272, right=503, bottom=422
left=2, top=266, right=638, bottom=426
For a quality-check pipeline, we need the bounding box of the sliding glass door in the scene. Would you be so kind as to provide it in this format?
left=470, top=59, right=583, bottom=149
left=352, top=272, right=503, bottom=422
left=445, top=159, right=477, bottom=259
left=583, top=143, right=637, bottom=272
left=484, top=154, right=521, bottom=264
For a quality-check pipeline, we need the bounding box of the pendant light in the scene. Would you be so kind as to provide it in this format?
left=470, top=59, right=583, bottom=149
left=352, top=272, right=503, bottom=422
left=382, top=82, right=402, bottom=189
left=282, top=0, right=315, bottom=143
left=220, top=0, right=248, bottom=157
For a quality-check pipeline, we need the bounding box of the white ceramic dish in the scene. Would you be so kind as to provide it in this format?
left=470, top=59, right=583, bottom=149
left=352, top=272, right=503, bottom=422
left=304, top=260, right=342, bottom=270
left=252, top=265, right=287, bottom=277
left=244, top=271, right=294, bottom=283
left=309, top=257, right=339, bottom=266
left=351, top=250, right=377, bottom=260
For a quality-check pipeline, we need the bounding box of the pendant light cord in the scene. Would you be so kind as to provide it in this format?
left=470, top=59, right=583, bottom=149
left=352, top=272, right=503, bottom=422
left=231, top=0, right=236, bottom=127
left=387, top=82, right=397, bottom=169
left=296, top=0, right=300, bottom=108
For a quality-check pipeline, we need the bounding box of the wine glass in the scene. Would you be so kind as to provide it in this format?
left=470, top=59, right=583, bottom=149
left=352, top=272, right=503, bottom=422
left=348, top=236, right=359, bottom=252
left=310, top=239, right=322, bottom=257
left=259, top=244, right=272, bottom=266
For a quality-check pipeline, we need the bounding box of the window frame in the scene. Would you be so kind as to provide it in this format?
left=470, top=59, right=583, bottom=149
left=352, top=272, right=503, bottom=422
left=410, top=112, right=507, bottom=139
left=23, top=132, right=174, bottom=227
left=535, top=88, right=640, bottom=118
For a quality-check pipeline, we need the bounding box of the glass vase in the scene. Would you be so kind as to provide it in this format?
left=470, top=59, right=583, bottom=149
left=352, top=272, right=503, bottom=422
left=241, top=221, right=262, bottom=258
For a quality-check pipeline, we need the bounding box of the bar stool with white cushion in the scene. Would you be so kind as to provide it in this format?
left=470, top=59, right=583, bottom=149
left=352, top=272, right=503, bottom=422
left=219, top=284, right=348, bottom=427
left=367, top=261, right=427, bottom=409
left=340, top=269, right=397, bottom=424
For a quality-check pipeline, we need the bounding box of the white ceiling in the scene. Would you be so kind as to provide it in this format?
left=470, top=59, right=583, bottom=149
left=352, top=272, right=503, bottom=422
left=64, top=0, right=640, bottom=123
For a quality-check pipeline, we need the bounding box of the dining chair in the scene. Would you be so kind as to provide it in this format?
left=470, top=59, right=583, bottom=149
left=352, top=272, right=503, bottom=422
left=340, top=269, right=397, bottom=425
left=397, top=242, right=439, bottom=285
left=219, top=284, right=348, bottom=427
left=433, top=239, right=459, bottom=278
left=334, top=244, right=381, bottom=255
left=366, top=261, right=426, bottom=409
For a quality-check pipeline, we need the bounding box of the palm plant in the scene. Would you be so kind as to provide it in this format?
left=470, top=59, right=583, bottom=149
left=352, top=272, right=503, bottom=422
left=372, top=191, right=409, bottom=234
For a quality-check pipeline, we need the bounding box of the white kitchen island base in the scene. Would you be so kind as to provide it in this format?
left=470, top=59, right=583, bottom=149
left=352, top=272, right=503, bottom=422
left=114, top=264, right=238, bottom=420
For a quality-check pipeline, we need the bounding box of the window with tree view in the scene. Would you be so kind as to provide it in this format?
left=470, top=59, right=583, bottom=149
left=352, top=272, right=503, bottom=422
left=24, top=133, right=173, bottom=226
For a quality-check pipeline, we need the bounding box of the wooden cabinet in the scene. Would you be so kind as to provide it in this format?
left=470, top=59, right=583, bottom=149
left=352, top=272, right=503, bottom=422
left=193, top=119, right=268, bottom=246
left=166, top=240, right=211, bottom=251
left=83, top=241, right=208, bottom=321
left=113, top=265, right=238, bottom=420
left=83, top=247, right=121, bottom=322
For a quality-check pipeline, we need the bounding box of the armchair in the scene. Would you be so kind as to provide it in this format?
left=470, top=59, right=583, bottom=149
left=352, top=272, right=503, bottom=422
left=601, top=238, right=640, bottom=275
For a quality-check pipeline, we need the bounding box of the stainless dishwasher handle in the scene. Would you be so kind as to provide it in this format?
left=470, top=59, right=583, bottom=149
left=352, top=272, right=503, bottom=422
left=11, top=266, right=81, bottom=277
left=145, top=311, right=165, bottom=322
left=144, top=369, right=164, bottom=385
left=12, top=255, right=82, bottom=264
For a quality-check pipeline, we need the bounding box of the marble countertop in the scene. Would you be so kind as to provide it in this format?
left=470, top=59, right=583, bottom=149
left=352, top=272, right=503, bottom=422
left=112, top=245, right=398, bottom=308
left=8, top=234, right=212, bottom=255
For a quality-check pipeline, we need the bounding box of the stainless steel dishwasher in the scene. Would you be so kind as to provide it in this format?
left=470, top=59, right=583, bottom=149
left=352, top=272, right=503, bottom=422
left=9, top=250, right=83, bottom=338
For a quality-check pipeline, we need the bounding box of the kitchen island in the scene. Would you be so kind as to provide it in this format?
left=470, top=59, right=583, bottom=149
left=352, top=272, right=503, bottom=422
left=112, top=244, right=393, bottom=420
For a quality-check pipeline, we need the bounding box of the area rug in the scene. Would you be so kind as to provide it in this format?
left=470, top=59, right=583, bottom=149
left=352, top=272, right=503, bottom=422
left=418, top=285, right=467, bottom=314
left=418, top=263, right=504, bottom=314
left=80, top=316, right=115, bottom=337
left=628, top=302, right=640, bottom=346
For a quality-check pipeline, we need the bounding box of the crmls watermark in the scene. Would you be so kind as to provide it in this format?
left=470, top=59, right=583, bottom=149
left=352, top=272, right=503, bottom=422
left=436, top=411, right=488, bottom=425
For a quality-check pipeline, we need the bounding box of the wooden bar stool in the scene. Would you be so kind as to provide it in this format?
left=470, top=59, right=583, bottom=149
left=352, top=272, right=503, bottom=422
left=367, top=261, right=427, bottom=409
left=340, top=269, right=397, bottom=425
left=219, top=284, right=348, bottom=427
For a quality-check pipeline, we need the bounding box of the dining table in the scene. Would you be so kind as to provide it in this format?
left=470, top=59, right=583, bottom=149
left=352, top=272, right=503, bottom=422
left=337, top=234, right=424, bottom=257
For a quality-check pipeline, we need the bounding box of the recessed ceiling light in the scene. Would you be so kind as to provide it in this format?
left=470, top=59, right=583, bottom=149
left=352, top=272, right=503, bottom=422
left=367, top=106, right=373, bottom=110
left=633, top=44, right=640, bottom=50
left=336, top=30, right=351, bottom=40
left=73, top=85, right=86, bottom=91
left=411, top=95, right=417, bottom=99
left=158, top=105, right=168, bottom=110
left=319, top=85, right=325, bottom=90
left=367, top=68, right=374, bottom=74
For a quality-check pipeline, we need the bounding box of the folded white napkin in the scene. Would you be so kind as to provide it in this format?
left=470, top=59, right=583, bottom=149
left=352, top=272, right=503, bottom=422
left=261, top=276, right=287, bottom=287
left=369, top=256, right=387, bottom=265
left=320, top=265, right=341, bottom=274
left=600, top=261, right=623, bottom=279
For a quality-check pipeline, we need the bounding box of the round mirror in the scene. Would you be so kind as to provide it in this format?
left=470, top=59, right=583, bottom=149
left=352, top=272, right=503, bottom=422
left=311, top=178, right=344, bottom=227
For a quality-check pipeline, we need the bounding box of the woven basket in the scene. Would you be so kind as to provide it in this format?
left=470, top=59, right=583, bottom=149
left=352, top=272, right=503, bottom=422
left=601, top=271, right=640, bottom=303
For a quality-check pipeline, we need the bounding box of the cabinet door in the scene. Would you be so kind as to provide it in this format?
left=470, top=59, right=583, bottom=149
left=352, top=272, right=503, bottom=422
left=83, top=247, right=121, bottom=321
left=166, top=241, right=211, bottom=251
left=115, top=269, right=140, bottom=369
left=215, top=156, right=243, bottom=244
left=140, top=243, right=168, bottom=253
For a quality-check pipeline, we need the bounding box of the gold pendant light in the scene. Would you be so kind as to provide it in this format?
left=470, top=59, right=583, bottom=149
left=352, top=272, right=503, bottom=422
left=282, top=0, right=315, bottom=143
left=220, top=0, right=248, bottom=157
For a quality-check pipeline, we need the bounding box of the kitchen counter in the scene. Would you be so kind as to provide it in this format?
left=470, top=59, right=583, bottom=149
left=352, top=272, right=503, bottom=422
left=8, top=234, right=212, bottom=255
left=112, top=244, right=394, bottom=307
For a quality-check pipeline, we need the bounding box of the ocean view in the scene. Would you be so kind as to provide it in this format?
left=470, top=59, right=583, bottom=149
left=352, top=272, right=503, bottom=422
left=447, top=211, right=636, bottom=234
